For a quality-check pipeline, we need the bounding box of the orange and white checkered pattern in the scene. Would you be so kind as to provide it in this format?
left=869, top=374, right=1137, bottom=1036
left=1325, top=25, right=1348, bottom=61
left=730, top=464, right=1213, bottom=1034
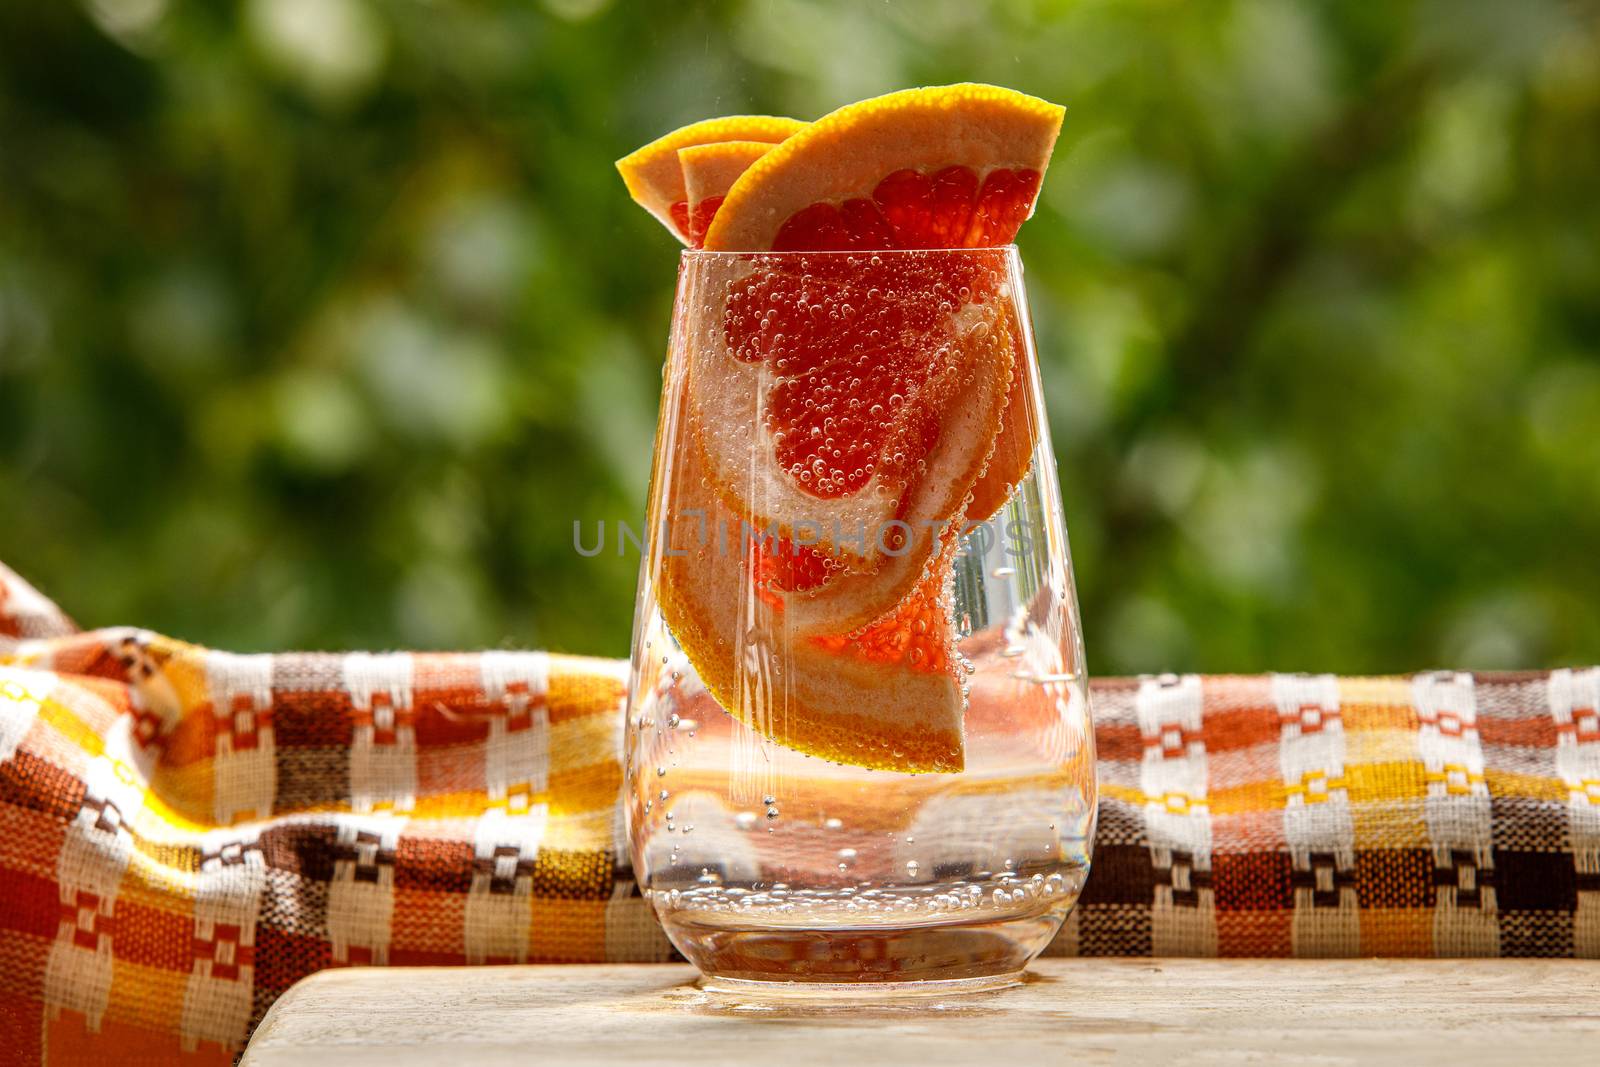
left=0, top=562, right=671, bottom=1065
left=3, top=561, right=1600, bottom=1063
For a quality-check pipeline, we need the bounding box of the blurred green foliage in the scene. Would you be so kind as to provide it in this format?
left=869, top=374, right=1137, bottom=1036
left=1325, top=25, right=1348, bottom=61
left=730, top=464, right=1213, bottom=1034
left=1, top=0, right=1598, bottom=674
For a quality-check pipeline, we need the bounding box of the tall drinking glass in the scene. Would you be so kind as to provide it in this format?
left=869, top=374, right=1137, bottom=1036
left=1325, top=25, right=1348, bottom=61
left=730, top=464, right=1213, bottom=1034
left=625, top=247, right=1093, bottom=991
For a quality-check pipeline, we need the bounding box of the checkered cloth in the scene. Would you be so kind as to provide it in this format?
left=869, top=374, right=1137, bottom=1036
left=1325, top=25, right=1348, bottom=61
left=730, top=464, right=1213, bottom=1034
left=2, top=561, right=1598, bottom=1063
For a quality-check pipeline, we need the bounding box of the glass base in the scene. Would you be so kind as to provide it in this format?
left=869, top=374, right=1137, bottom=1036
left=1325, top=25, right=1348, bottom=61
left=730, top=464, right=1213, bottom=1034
left=665, top=897, right=1071, bottom=988
left=697, top=971, right=1025, bottom=999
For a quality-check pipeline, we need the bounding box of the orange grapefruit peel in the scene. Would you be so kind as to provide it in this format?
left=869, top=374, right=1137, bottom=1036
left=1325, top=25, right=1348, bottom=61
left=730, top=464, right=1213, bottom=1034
left=965, top=305, right=1038, bottom=522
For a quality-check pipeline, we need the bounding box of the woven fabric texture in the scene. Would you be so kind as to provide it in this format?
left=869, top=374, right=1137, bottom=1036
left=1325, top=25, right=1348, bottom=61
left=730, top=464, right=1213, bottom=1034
left=2, top=560, right=1598, bottom=1063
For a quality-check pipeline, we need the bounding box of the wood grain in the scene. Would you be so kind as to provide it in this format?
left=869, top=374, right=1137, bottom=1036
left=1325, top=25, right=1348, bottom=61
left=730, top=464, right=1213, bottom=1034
left=241, top=958, right=1600, bottom=1067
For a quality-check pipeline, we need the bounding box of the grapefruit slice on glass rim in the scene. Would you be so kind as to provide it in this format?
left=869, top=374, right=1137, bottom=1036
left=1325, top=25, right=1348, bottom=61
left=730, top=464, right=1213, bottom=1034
left=615, top=115, right=805, bottom=245
left=686, top=84, right=1062, bottom=628
left=679, top=141, right=777, bottom=248
left=702, top=85, right=1063, bottom=253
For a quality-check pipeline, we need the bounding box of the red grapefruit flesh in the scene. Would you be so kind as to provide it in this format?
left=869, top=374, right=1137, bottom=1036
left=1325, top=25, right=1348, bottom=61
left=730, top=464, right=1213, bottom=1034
left=683, top=249, right=1015, bottom=637
left=615, top=116, right=805, bottom=245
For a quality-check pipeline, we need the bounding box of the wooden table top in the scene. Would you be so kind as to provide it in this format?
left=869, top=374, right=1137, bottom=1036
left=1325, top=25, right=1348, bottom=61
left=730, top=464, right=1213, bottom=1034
left=241, top=958, right=1600, bottom=1066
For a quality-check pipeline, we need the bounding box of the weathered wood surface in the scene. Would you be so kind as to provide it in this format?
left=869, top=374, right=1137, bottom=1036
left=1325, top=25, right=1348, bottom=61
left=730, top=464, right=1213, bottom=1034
left=242, top=958, right=1600, bottom=1066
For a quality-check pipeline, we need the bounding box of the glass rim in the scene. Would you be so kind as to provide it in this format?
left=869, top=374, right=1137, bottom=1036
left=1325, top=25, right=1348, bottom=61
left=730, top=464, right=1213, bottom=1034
left=678, top=244, right=1020, bottom=260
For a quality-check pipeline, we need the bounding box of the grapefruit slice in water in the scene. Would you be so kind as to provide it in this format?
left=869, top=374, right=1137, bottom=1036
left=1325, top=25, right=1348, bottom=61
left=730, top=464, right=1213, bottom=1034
left=615, top=116, right=805, bottom=245
left=684, top=247, right=1017, bottom=638
left=656, top=442, right=965, bottom=773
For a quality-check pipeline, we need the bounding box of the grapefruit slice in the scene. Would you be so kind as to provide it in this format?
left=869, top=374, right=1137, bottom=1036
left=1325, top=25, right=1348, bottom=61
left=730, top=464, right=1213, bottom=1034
left=965, top=313, right=1038, bottom=522
left=682, top=248, right=1016, bottom=636
left=657, top=441, right=964, bottom=773
left=701, top=84, right=1062, bottom=253
left=679, top=141, right=776, bottom=248
left=616, top=115, right=805, bottom=245
left=683, top=86, right=1060, bottom=621
left=695, top=86, right=1060, bottom=531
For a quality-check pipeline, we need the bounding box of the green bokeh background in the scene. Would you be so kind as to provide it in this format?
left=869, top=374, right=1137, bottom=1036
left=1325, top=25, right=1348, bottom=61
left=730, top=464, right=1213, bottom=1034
left=2, top=0, right=1598, bottom=674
